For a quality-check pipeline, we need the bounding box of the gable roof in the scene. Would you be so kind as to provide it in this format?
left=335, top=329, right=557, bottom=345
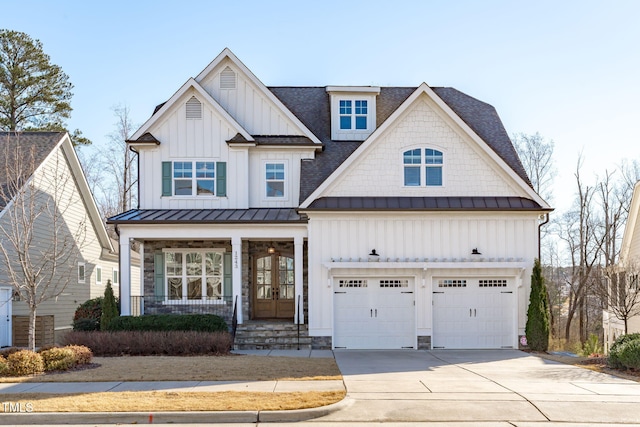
left=270, top=86, right=533, bottom=203
left=129, top=78, right=253, bottom=142
left=0, top=131, right=115, bottom=254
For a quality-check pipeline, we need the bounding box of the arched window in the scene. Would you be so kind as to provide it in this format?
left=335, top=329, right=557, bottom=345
left=403, top=148, right=443, bottom=186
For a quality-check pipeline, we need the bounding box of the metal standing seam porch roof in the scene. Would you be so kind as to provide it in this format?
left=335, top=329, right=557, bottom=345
left=108, top=197, right=548, bottom=226
left=108, top=208, right=307, bottom=224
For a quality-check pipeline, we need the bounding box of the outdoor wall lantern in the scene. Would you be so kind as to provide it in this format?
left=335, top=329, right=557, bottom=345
left=268, top=245, right=276, bottom=254
left=471, top=248, right=482, bottom=255
left=368, top=249, right=380, bottom=262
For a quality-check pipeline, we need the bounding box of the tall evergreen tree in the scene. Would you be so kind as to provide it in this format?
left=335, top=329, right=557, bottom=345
left=100, top=280, right=119, bottom=331
left=0, top=29, right=89, bottom=145
left=525, top=259, right=550, bottom=351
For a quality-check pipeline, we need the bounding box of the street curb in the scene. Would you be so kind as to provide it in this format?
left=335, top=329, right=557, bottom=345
left=0, top=397, right=351, bottom=425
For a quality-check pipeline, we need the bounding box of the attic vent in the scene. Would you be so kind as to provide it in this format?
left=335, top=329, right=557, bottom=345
left=220, top=66, right=237, bottom=89
left=186, top=96, right=202, bottom=119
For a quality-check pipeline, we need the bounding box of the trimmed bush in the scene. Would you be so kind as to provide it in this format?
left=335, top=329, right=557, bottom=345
left=0, top=356, right=8, bottom=375
left=7, top=350, right=44, bottom=376
left=40, top=347, right=76, bottom=371
left=73, top=297, right=103, bottom=331
left=64, top=330, right=232, bottom=356
left=106, top=314, right=228, bottom=333
left=101, top=280, right=119, bottom=331
left=65, top=345, right=93, bottom=365
left=608, top=333, right=640, bottom=369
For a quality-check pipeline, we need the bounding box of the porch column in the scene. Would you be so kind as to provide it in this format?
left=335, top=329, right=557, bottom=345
left=232, top=236, right=243, bottom=324
left=119, top=238, right=131, bottom=316
left=294, top=235, right=304, bottom=324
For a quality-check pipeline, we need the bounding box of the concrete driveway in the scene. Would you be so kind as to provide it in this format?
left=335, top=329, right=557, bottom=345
left=314, top=350, right=640, bottom=425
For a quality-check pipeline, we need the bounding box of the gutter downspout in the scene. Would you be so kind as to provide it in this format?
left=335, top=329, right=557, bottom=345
left=538, top=213, right=550, bottom=261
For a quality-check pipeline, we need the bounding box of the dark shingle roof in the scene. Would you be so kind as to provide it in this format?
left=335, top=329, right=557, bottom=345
left=108, top=208, right=306, bottom=224
left=304, top=196, right=546, bottom=211
left=0, top=132, right=65, bottom=210
left=269, top=86, right=530, bottom=202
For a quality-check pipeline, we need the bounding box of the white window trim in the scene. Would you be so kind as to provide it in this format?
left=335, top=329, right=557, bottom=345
left=162, top=248, right=226, bottom=305
left=262, top=160, right=289, bottom=201
left=401, top=146, right=446, bottom=188
left=95, top=266, right=102, bottom=285
left=78, top=262, right=86, bottom=284
left=172, top=160, right=217, bottom=198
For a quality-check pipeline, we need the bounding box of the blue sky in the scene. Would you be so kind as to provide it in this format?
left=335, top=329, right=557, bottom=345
left=3, top=0, right=640, bottom=212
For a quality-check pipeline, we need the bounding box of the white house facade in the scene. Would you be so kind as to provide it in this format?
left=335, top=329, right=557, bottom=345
left=109, top=48, right=551, bottom=350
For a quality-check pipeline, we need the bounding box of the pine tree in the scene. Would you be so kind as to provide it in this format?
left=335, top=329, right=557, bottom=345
left=525, top=259, right=550, bottom=351
left=100, top=280, right=119, bottom=331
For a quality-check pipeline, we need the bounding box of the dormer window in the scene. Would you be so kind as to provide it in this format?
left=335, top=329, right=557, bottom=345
left=403, top=148, right=444, bottom=187
left=327, top=86, right=380, bottom=141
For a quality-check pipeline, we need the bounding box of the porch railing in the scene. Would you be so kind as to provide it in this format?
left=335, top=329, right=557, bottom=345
left=129, top=295, right=235, bottom=324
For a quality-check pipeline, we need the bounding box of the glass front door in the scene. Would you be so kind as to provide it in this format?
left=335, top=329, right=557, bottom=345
left=253, top=254, right=295, bottom=319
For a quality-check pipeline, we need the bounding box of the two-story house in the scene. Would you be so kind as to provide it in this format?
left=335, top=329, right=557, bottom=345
left=109, top=48, right=551, bottom=350
left=0, top=132, right=127, bottom=347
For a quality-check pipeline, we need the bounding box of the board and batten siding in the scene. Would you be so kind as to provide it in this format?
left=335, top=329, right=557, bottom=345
left=198, top=59, right=305, bottom=136
left=323, top=96, right=522, bottom=199
left=138, top=89, right=242, bottom=210
left=2, top=146, right=115, bottom=331
left=305, top=212, right=539, bottom=340
left=248, top=149, right=314, bottom=208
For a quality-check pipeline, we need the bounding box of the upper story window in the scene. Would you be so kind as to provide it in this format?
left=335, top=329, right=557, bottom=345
left=403, top=148, right=444, bottom=187
left=339, top=100, right=368, bottom=130
left=327, top=86, right=379, bottom=141
left=265, top=163, right=285, bottom=198
left=162, top=161, right=226, bottom=198
left=78, top=262, right=86, bottom=284
left=165, top=250, right=224, bottom=301
left=173, top=161, right=215, bottom=196
left=95, top=266, right=102, bottom=285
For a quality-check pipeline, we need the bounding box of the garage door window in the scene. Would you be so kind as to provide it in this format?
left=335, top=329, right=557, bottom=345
left=339, top=279, right=368, bottom=288
left=479, top=279, right=507, bottom=287
left=380, top=279, right=409, bottom=288
left=438, top=279, right=467, bottom=288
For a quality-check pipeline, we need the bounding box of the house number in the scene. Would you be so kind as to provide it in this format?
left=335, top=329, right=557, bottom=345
left=234, top=251, right=239, bottom=268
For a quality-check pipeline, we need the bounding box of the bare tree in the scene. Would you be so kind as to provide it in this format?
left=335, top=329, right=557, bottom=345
left=602, top=260, right=640, bottom=334
left=557, top=156, right=606, bottom=342
left=512, top=132, right=556, bottom=203
left=0, top=134, right=87, bottom=350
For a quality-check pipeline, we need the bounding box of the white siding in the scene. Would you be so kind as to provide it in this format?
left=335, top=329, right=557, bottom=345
left=306, top=212, right=538, bottom=341
left=248, top=149, right=314, bottom=207
left=199, top=59, right=304, bottom=136
left=323, top=96, right=523, bottom=198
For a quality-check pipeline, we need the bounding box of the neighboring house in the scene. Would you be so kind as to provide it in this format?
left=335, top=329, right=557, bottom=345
left=0, top=132, right=130, bottom=347
left=603, top=181, right=640, bottom=351
left=109, top=48, right=551, bottom=350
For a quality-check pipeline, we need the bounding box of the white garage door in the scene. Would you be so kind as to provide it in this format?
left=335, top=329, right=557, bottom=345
left=334, top=278, right=415, bottom=349
left=432, top=278, right=515, bottom=349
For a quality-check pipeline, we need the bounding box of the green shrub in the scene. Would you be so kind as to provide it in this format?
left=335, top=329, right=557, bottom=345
left=73, top=297, right=103, bottom=331
left=106, top=314, right=228, bottom=333
left=7, top=350, right=44, bottom=376
left=579, top=334, right=603, bottom=357
left=64, top=345, right=93, bottom=365
left=608, top=333, right=640, bottom=369
left=525, top=259, right=550, bottom=351
left=0, top=356, right=8, bottom=375
left=101, top=280, right=119, bottom=331
left=40, top=347, right=76, bottom=371
left=617, top=339, right=640, bottom=370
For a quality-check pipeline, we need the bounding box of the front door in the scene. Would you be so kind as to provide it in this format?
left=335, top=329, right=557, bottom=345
left=253, top=254, right=295, bottom=319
